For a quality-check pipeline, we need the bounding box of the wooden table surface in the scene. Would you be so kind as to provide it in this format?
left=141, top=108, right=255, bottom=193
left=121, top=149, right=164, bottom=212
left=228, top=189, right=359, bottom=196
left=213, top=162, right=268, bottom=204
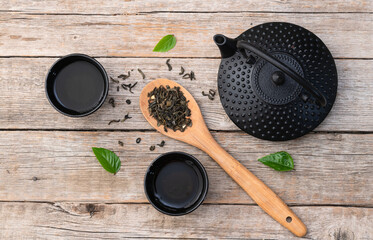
left=0, top=1, right=372, bottom=239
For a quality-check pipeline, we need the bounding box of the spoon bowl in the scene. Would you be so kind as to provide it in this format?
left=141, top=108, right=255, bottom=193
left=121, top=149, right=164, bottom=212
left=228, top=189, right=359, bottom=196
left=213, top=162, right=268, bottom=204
left=140, top=78, right=208, bottom=148
left=140, top=79, right=307, bottom=237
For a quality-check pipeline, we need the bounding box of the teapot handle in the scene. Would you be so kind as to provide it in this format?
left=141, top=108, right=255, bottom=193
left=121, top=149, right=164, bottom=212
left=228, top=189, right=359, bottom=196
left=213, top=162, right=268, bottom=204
left=237, top=41, right=327, bottom=107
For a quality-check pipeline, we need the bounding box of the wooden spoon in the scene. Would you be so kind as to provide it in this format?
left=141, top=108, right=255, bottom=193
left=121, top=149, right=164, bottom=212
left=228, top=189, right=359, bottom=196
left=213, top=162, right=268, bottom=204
left=139, top=78, right=307, bottom=237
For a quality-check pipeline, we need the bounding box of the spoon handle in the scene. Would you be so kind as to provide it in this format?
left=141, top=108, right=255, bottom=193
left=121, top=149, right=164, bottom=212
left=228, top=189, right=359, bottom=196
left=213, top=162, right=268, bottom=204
left=197, top=134, right=307, bottom=237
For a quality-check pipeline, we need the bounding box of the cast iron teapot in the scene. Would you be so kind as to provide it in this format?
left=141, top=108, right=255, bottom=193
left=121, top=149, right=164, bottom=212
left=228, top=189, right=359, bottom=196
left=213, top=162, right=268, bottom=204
left=214, top=22, right=338, bottom=141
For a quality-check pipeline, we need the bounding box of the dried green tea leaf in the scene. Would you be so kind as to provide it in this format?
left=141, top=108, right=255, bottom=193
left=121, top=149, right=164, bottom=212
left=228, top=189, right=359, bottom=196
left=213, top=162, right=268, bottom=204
left=148, top=85, right=192, bottom=132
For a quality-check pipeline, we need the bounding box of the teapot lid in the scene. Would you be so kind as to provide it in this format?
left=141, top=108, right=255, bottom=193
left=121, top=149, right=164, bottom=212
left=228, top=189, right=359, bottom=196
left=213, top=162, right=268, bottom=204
left=215, top=22, right=337, bottom=141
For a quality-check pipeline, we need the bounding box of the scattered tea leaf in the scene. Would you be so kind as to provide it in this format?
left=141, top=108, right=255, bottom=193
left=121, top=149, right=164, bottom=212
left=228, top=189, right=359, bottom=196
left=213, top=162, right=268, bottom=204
left=179, top=66, right=185, bottom=75
left=108, top=119, right=120, bottom=125
left=129, top=82, right=138, bottom=93
left=182, top=73, right=191, bottom=79
left=258, top=151, right=294, bottom=171
left=182, top=71, right=196, bottom=81
left=150, top=145, right=155, bottom=151
left=202, top=91, right=214, bottom=100
left=166, top=59, right=172, bottom=71
left=109, top=114, right=131, bottom=124
left=122, top=82, right=138, bottom=94
left=138, top=68, right=146, bottom=79
left=121, top=113, right=132, bottom=122
left=153, top=35, right=177, bottom=52
left=190, top=71, right=196, bottom=80
left=92, top=147, right=121, bottom=174
left=118, top=71, right=131, bottom=80
left=118, top=141, right=124, bottom=146
left=117, top=86, right=119, bottom=92
left=157, top=140, right=165, bottom=147
left=126, top=99, right=131, bottom=105
left=136, top=138, right=142, bottom=144
left=110, top=77, right=119, bottom=83
left=209, top=89, right=216, bottom=97
left=121, top=84, right=128, bottom=90
left=109, top=98, right=115, bottom=108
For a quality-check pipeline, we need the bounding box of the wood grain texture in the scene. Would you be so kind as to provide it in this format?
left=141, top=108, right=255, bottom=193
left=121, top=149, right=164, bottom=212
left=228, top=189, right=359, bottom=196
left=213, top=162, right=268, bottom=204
left=1, top=1, right=372, bottom=239
left=0, top=12, right=372, bottom=58
left=1, top=0, right=372, bottom=14
left=0, top=202, right=371, bottom=240
left=0, top=58, right=372, bottom=131
left=0, top=131, right=371, bottom=205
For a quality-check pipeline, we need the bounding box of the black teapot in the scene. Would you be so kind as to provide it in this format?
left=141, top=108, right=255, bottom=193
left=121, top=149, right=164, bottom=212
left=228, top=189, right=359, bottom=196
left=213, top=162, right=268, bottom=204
left=214, top=22, right=337, bottom=141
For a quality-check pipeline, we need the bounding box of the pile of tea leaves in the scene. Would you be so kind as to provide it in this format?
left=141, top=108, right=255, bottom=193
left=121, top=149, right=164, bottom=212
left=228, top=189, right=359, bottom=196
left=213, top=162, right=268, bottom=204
left=148, top=85, right=192, bottom=132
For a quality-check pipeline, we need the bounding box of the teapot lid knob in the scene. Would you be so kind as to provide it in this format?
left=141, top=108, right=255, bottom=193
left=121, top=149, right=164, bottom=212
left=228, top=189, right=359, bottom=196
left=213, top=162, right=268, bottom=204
left=272, top=71, right=285, bottom=85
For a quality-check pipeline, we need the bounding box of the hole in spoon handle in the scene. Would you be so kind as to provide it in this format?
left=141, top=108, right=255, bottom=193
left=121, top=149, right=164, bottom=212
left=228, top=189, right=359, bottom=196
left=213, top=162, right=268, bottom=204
left=200, top=140, right=307, bottom=237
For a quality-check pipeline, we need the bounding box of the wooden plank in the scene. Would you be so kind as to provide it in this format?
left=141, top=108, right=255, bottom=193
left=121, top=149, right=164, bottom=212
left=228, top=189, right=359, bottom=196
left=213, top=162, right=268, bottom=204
left=1, top=0, right=372, bottom=14
left=0, top=131, right=371, bottom=205
left=0, top=202, right=371, bottom=239
left=0, top=58, right=372, bottom=131
left=0, top=12, right=372, bottom=58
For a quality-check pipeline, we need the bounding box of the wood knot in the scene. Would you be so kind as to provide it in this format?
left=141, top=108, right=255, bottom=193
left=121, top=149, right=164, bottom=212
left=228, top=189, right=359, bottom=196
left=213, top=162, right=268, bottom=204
left=332, top=227, right=355, bottom=240
left=86, top=204, right=98, bottom=218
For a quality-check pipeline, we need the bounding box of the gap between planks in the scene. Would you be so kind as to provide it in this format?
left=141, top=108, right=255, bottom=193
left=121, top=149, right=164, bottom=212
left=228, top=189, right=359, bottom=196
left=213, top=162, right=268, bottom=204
left=0, top=129, right=373, bottom=135
left=0, top=56, right=372, bottom=60
left=0, top=200, right=371, bottom=208
left=0, top=11, right=372, bottom=15
left=1, top=0, right=372, bottom=15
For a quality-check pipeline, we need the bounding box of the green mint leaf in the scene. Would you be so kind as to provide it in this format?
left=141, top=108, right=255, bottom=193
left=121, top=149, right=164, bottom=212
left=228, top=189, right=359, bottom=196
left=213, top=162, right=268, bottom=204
left=153, top=34, right=176, bottom=52
left=258, top=151, right=294, bottom=171
left=92, top=147, right=121, bottom=174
